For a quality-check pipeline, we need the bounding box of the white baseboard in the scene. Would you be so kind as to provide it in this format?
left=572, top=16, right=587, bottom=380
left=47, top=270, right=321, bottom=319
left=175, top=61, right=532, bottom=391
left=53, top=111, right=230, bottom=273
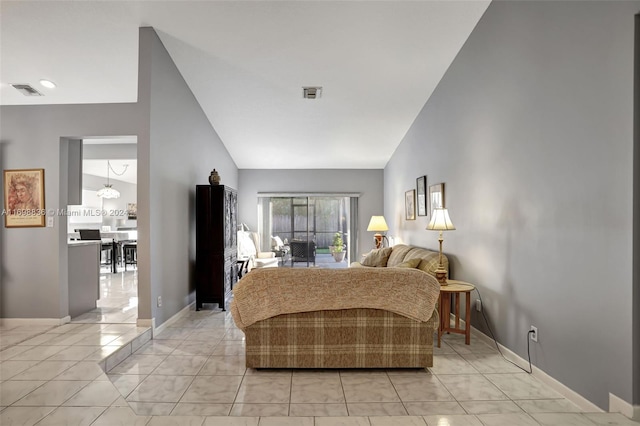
left=149, top=302, right=195, bottom=337
left=0, top=316, right=71, bottom=327
left=609, top=392, right=640, bottom=420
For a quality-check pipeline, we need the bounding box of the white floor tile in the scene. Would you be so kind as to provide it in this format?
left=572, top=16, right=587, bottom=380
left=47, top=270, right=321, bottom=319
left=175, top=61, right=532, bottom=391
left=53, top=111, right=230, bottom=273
left=35, top=406, right=106, bottom=426
left=203, top=417, right=259, bottom=426
left=0, top=406, right=55, bottom=426
left=146, top=415, right=205, bottom=425
left=370, top=416, right=427, bottom=426
left=437, top=374, right=508, bottom=401
left=404, top=401, right=465, bottom=416
left=484, top=373, right=562, bottom=400
left=257, top=417, right=314, bottom=426
left=460, top=400, right=524, bottom=414
left=229, top=403, right=289, bottom=416
left=128, top=401, right=176, bottom=415
left=515, top=398, right=582, bottom=413
left=531, top=412, right=598, bottom=425
left=0, top=380, right=46, bottom=406
left=475, top=413, right=540, bottom=426
left=91, top=406, right=150, bottom=426
left=289, top=403, right=349, bottom=417
left=13, top=380, right=89, bottom=406
left=314, top=417, right=371, bottom=426
left=1, top=269, right=636, bottom=426
left=423, top=414, right=483, bottom=426
left=170, top=403, right=232, bottom=416
left=62, top=380, right=121, bottom=406
left=347, top=402, right=408, bottom=416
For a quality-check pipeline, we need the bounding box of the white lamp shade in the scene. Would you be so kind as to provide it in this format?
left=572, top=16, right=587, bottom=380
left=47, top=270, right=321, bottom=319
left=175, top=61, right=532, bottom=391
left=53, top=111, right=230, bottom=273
left=97, top=185, right=120, bottom=199
left=426, top=208, right=455, bottom=231
left=367, top=215, right=389, bottom=232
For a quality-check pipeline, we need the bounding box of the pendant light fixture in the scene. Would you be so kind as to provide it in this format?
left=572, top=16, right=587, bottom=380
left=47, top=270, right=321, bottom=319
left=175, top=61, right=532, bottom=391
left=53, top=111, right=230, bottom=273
left=97, top=160, right=128, bottom=199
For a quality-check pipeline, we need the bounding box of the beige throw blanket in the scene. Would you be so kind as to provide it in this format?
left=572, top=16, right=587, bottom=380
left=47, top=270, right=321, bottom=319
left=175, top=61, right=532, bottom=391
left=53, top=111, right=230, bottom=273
left=230, top=267, right=440, bottom=331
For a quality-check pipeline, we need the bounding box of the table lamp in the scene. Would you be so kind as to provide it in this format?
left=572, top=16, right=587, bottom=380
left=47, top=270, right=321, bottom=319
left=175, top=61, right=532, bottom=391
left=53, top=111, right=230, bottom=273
left=367, top=215, right=389, bottom=249
left=426, top=208, right=455, bottom=285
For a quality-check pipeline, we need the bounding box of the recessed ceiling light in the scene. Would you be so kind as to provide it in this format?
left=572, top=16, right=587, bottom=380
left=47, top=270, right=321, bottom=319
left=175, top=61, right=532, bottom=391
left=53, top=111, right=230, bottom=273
left=39, top=79, right=56, bottom=89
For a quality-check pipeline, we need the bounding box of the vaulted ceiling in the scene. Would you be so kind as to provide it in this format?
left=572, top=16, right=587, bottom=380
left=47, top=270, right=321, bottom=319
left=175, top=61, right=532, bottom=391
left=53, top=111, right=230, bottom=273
left=0, top=1, right=490, bottom=169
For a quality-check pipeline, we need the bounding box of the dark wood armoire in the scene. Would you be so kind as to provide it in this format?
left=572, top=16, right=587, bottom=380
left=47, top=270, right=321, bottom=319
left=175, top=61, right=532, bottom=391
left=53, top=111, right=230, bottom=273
left=195, top=184, right=237, bottom=311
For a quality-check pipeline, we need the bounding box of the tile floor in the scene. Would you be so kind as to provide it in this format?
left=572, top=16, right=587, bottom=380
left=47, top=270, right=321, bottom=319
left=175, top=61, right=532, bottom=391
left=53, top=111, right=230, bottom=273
left=70, top=268, right=138, bottom=324
left=2, top=307, right=639, bottom=425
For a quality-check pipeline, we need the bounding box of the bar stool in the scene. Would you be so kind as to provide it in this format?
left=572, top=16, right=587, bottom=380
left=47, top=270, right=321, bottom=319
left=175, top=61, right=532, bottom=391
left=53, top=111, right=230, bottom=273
left=123, top=242, right=137, bottom=270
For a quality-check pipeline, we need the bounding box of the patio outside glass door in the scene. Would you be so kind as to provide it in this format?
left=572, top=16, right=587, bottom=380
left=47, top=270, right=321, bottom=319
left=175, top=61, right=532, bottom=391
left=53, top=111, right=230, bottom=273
left=257, top=195, right=355, bottom=268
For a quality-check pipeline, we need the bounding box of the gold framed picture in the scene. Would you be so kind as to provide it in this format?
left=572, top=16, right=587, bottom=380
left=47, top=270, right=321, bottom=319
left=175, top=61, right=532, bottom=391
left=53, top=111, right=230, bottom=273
left=405, top=189, right=416, bottom=220
left=3, top=169, right=46, bottom=228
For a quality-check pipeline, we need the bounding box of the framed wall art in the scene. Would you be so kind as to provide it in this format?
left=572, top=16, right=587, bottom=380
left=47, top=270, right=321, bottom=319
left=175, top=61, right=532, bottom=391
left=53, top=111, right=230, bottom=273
left=405, top=189, right=416, bottom=220
left=416, top=175, right=427, bottom=216
left=3, top=168, right=46, bottom=228
left=429, top=182, right=445, bottom=211
left=127, top=203, right=137, bottom=220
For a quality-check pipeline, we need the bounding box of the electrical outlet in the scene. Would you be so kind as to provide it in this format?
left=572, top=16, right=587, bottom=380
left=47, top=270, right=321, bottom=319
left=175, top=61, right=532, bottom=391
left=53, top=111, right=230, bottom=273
left=475, top=299, right=482, bottom=312
left=530, top=325, right=538, bottom=342
left=157, top=296, right=162, bottom=307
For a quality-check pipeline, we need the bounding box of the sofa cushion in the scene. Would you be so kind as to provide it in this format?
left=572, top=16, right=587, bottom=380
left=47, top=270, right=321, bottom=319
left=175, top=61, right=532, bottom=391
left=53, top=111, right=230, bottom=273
left=380, top=244, right=448, bottom=278
left=393, top=258, right=422, bottom=269
left=361, top=247, right=393, bottom=267
left=404, top=247, right=444, bottom=277
left=386, top=244, right=413, bottom=267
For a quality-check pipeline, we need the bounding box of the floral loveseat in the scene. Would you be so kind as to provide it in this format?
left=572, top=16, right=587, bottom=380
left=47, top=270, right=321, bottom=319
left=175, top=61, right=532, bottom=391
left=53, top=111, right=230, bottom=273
left=230, top=251, right=443, bottom=369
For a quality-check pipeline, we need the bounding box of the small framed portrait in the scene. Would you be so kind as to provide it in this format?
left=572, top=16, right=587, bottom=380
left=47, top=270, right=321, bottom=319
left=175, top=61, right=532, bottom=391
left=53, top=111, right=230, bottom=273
left=127, top=203, right=137, bottom=220
left=3, top=168, right=46, bottom=228
left=416, top=175, right=427, bottom=216
left=405, top=189, right=416, bottom=220
left=429, top=183, right=445, bottom=211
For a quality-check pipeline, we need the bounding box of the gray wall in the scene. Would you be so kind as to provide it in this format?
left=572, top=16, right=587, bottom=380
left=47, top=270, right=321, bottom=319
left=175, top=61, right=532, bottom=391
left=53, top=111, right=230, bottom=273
left=0, top=27, right=238, bottom=328
left=137, top=28, right=238, bottom=326
left=0, top=104, right=143, bottom=319
left=83, top=143, right=137, bottom=160
left=238, top=169, right=383, bottom=259
left=385, top=1, right=638, bottom=409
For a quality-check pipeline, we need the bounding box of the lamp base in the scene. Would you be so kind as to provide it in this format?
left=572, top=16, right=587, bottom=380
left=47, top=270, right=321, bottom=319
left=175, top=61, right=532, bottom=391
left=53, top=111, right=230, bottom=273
left=373, top=234, right=383, bottom=249
left=434, top=267, right=448, bottom=285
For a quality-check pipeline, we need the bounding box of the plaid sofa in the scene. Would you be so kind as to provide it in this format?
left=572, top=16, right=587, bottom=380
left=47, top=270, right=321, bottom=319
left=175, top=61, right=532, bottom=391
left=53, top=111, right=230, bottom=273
left=232, top=261, right=441, bottom=369
left=244, top=308, right=438, bottom=368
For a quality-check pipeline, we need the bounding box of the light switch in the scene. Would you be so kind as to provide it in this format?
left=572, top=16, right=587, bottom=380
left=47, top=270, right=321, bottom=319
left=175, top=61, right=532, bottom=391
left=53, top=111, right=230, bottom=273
left=47, top=217, right=54, bottom=227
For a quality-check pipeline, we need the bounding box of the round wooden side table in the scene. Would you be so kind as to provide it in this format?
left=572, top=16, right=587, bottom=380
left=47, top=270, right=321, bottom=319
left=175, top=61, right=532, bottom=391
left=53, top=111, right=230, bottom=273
left=437, top=280, right=475, bottom=348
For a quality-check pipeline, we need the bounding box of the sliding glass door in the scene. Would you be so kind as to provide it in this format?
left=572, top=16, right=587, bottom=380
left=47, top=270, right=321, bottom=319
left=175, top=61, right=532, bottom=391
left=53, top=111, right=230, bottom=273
left=257, top=195, right=357, bottom=267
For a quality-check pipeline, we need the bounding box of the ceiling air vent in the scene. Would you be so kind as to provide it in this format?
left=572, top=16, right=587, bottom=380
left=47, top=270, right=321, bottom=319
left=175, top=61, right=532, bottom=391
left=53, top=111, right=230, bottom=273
left=303, top=86, right=322, bottom=99
left=10, top=84, right=44, bottom=97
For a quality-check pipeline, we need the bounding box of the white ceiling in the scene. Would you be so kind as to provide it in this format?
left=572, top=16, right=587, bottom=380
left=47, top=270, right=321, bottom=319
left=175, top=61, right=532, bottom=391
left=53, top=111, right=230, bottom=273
left=0, top=1, right=490, bottom=169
